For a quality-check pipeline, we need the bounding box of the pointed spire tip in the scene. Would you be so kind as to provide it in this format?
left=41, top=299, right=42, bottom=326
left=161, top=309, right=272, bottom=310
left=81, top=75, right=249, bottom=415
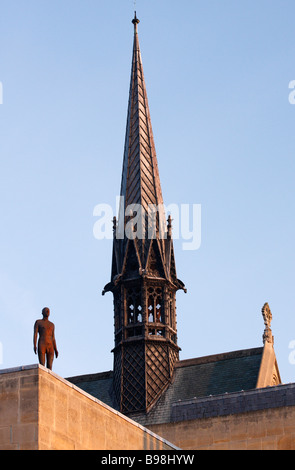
left=132, top=11, right=140, bottom=27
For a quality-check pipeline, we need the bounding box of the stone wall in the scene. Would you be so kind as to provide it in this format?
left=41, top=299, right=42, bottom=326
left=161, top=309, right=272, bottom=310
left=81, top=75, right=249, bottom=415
left=0, top=366, right=38, bottom=450
left=0, top=365, right=177, bottom=450
left=2, top=364, right=295, bottom=450
left=148, top=383, right=295, bottom=450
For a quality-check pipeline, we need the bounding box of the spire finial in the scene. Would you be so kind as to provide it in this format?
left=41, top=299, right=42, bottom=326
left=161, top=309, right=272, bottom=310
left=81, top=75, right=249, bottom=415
left=132, top=11, right=140, bottom=31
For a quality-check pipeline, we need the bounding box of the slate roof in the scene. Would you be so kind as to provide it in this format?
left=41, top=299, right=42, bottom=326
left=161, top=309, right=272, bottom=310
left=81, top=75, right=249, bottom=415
left=67, top=371, right=116, bottom=410
left=66, top=347, right=264, bottom=426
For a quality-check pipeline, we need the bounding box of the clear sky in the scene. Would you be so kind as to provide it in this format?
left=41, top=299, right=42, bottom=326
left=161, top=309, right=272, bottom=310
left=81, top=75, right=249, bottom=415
left=0, top=0, right=295, bottom=384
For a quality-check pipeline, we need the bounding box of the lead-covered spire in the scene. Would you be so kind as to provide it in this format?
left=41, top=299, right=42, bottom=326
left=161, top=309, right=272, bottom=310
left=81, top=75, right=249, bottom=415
left=117, top=13, right=167, bottom=270
left=103, top=15, right=186, bottom=415
left=102, top=14, right=185, bottom=293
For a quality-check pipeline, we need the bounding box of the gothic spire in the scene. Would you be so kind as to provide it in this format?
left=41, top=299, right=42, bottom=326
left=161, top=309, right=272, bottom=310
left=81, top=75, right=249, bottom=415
left=103, top=16, right=185, bottom=414
left=117, top=12, right=166, bottom=270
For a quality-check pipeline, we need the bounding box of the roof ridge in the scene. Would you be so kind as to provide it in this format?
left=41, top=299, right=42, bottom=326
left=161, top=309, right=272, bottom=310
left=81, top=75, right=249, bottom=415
left=66, top=370, right=113, bottom=383
left=176, top=347, right=264, bottom=368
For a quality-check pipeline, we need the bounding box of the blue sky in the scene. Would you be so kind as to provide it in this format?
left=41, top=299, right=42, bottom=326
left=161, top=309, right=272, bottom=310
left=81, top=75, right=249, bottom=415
left=0, top=0, right=295, bottom=383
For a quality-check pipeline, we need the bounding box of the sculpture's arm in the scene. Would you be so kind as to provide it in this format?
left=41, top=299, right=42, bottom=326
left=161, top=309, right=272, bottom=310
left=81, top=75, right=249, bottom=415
left=52, top=325, right=58, bottom=358
left=33, top=321, right=38, bottom=354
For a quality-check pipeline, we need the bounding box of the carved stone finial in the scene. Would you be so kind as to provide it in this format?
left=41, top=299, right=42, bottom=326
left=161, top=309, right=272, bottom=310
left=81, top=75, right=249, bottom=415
left=262, top=302, right=274, bottom=345
left=262, top=302, right=272, bottom=329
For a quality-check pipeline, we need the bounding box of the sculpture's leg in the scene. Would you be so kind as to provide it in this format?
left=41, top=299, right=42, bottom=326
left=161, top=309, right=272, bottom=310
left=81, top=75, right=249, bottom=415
left=46, top=350, right=54, bottom=370
left=38, top=349, right=46, bottom=367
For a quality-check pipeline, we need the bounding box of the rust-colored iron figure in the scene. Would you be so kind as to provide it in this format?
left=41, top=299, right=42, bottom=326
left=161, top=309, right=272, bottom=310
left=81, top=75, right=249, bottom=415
left=33, top=307, right=58, bottom=370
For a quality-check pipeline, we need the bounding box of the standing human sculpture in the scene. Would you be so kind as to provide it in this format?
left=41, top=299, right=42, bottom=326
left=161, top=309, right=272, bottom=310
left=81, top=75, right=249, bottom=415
left=33, top=307, right=58, bottom=370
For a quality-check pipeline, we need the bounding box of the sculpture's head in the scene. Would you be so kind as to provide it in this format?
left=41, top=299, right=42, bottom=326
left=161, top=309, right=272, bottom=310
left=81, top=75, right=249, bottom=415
left=42, top=307, right=50, bottom=318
